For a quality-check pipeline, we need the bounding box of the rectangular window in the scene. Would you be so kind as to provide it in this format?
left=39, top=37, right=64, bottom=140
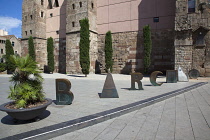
left=72, top=22, right=75, bottom=27
left=25, top=31, right=27, bottom=35
left=41, top=0, right=44, bottom=5
left=25, top=16, right=27, bottom=21
left=0, top=58, right=3, bottom=63
left=79, top=2, right=82, bottom=7
left=56, top=30, right=59, bottom=34
left=12, top=42, right=14, bottom=47
left=30, top=15, right=33, bottom=20
left=50, top=13, right=53, bottom=17
left=153, top=17, right=159, bottom=22
left=188, top=0, right=195, bottom=13
left=30, top=30, right=32, bottom=34
left=1, top=49, right=3, bottom=54
left=41, top=12, right=44, bottom=18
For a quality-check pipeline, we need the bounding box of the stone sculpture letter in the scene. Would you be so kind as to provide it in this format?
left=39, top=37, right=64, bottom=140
left=130, top=73, right=143, bottom=90
left=56, top=79, right=74, bottom=105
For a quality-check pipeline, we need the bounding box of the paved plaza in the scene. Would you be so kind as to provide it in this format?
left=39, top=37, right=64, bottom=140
left=0, top=73, right=210, bottom=140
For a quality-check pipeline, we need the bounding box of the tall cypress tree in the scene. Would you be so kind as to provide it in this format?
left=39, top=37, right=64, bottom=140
left=143, top=25, right=152, bottom=74
left=79, top=18, right=90, bottom=77
left=5, top=39, right=15, bottom=72
left=47, top=37, right=54, bottom=73
left=28, top=36, right=36, bottom=61
left=105, top=31, right=113, bottom=73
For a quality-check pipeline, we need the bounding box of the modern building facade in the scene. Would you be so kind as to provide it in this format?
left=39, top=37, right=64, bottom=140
left=21, top=0, right=210, bottom=76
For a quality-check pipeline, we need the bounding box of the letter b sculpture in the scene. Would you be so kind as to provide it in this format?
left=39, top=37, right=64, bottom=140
left=56, top=79, right=74, bottom=105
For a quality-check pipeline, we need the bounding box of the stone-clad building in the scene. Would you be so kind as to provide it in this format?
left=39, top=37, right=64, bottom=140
left=21, top=0, right=210, bottom=76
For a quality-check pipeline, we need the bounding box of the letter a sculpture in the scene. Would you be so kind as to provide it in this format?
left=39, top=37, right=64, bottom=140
left=101, top=73, right=119, bottom=98
left=56, top=79, right=74, bottom=105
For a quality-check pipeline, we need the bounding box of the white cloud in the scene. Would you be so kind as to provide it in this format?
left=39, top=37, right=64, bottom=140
left=0, top=16, right=21, bottom=32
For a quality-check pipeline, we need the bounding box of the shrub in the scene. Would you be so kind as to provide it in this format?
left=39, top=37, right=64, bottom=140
left=47, top=37, right=54, bottom=73
left=28, top=36, right=36, bottom=61
left=79, top=18, right=90, bottom=77
left=105, top=31, right=113, bottom=73
left=8, top=55, right=45, bottom=108
left=143, top=25, right=152, bottom=74
left=0, top=63, right=6, bottom=72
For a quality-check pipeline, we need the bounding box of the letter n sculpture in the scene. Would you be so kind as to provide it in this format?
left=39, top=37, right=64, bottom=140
left=56, top=79, right=74, bottom=105
left=130, top=73, right=143, bottom=90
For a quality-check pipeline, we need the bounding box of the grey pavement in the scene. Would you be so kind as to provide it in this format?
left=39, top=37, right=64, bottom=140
left=0, top=73, right=210, bottom=140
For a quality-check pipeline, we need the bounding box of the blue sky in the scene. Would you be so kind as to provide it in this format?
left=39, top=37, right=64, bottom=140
left=0, top=0, right=22, bottom=38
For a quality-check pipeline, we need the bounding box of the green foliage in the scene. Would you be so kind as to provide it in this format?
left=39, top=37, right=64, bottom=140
left=47, top=37, right=54, bottom=73
left=5, top=39, right=15, bottom=72
left=28, top=36, right=36, bottom=61
left=0, top=63, right=6, bottom=72
left=79, top=18, right=90, bottom=76
left=105, top=31, right=113, bottom=73
left=143, top=25, right=152, bottom=74
left=8, top=55, right=45, bottom=108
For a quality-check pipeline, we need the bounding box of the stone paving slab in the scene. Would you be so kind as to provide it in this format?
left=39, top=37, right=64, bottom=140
left=0, top=74, right=209, bottom=139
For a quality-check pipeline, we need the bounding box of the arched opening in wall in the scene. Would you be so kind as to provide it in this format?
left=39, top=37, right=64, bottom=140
left=91, top=2, right=94, bottom=9
left=48, top=0, right=53, bottom=9
left=79, top=2, right=82, bottom=8
left=72, top=4, right=75, bottom=9
left=54, top=0, right=59, bottom=7
left=188, top=0, right=195, bottom=13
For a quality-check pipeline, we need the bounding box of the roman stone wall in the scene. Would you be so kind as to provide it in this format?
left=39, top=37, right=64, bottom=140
left=175, top=0, right=210, bottom=76
left=98, top=29, right=175, bottom=74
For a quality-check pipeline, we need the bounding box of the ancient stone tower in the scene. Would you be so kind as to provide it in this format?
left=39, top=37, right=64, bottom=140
left=22, top=0, right=47, bottom=68
left=66, top=0, right=97, bottom=74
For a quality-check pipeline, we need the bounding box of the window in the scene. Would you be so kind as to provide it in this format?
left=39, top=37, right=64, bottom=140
left=91, top=2, right=94, bottom=9
left=72, top=4, right=75, bottom=9
left=0, top=58, right=3, bottom=63
left=72, top=22, right=75, bottom=27
left=188, top=0, right=195, bottom=13
left=30, top=30, right=32, bottom=34
left=153, top=17, right=159, bottom=22
left=25, top=31, right=27, bottom=35
left=54, top=0, right=59, bottom=7
left=25, top=16, right=27, bottom=21
left=79, top=2, right=82, bottom=7
left=30, top=15, right=33, bottom=20
left=50, top=13, right=53, bottom=17
left=1, top=49, right=3, bottom=54
left=56, top=30, right=59, bottom=34
left=48, top=0, right=53, bottom=9
left=41, top=12, right=44, bottom=18
left=12, top=42, right=15, bottom=47
left=41, top=0, right=44, bottom=5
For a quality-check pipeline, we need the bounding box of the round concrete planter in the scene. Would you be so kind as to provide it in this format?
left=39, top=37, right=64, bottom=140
left=0, top=98, right=52, bottom=120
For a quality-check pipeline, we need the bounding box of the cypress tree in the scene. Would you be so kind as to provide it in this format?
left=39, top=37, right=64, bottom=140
left=79, top=18, right=90, bottom=77
left=105, top=31, right=113, bottom=73
left=47, top=37, right=54, bottom=73
left=143, top=25, right=152, bottom=74
left=28, top=36, right=36, bottom=61
left=5, top=39, right=15, bottom=72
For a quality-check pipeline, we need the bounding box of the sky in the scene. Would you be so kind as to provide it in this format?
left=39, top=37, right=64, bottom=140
left=0, top=0, right=22, bottom=38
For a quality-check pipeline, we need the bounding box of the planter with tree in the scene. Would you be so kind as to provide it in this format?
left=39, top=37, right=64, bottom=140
left=0, top=55, right=52, bottom=121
